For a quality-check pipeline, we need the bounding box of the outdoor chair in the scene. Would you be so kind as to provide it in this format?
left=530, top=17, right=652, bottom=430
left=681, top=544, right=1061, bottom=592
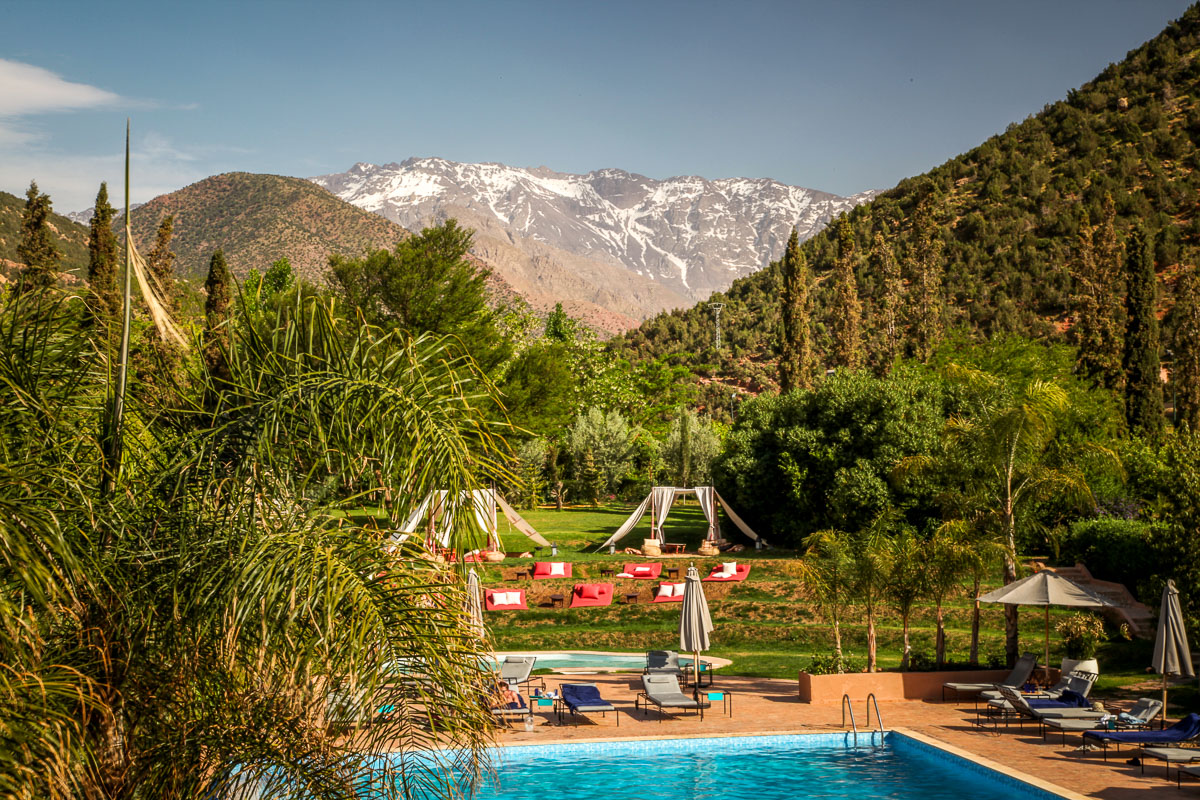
left=499, top=656, right=545, bottom=693
left=943, top=652, right=1037, bottom=702
left=556, top=682, right=619, bottom=727
left=636, top=673, right=710, bottom=722
left=1041, top=697, right=1162, bottom=745
left=980, top=669, right=1097, bottom=703
left=1083, top=712, right=1200, bottom=760
left=987, top=685, right=1105, bottom=731
left=1138, top=746, right=1200, bottom=781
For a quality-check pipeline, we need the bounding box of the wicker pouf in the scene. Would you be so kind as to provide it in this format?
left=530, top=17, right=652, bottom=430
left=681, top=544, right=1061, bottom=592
left=642, top=539, right=662, bottom=557
left=697, top=542, right=719, bottom=556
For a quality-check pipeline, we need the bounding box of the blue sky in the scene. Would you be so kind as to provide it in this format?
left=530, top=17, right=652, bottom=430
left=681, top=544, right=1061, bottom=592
left=1, top=0, right=1194, bottom=210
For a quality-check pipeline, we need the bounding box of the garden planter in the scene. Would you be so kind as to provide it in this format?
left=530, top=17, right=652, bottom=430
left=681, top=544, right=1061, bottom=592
left=1060, top=657, right=1099, bottom=676
left=796, top=668, right=1012, bottom=703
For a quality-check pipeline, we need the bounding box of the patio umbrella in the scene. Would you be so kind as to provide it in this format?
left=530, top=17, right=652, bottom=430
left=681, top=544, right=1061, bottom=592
left=679, top=563, right=714, bottom=689
left=1152, top=579, right=1193, bottom=727
left=978, top=570, right=1114, bottom=681
left=466, top=568, right=485, bottom=640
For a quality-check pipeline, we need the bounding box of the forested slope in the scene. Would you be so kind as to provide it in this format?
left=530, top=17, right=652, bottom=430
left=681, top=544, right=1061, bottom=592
left=616, top=5, right=1200, bottom=404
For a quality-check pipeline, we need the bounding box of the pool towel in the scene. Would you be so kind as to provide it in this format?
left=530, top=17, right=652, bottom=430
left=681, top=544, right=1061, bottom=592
left=1084, top=713, right=1200, bottom=744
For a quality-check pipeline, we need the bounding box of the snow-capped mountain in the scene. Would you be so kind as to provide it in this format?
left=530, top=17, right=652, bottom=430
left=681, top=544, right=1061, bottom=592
left=310, top=158, right=876, bottom=306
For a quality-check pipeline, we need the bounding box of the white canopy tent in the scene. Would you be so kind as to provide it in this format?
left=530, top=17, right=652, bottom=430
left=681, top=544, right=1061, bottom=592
left=394, top=488, right=551, bottom=550
left=595, top=486, right=761, bottom=551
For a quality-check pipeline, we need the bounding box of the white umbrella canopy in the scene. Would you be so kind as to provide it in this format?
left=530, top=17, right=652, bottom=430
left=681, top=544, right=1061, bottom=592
left=679, top=564, right=714, bottom=689
left=978, top=570, right=1114, bottom=680
left=1153, top=579, right=1194, bottom=723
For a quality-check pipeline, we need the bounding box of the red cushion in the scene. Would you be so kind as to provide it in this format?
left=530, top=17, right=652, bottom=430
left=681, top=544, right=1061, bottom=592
left=580, top=583, right=602, bottom=600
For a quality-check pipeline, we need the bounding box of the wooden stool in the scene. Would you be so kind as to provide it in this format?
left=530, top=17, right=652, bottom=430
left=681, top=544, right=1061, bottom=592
left=600, top=567, right=615, bottom=578
left=549, top=593, right=565, bottom=608
left=665, top=567, right=680, bottom=579
left=624, top=592, right=640, bottom=605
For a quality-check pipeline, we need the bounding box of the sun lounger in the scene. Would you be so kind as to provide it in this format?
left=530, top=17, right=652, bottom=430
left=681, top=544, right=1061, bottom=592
left=532, top=561, right=571, bottom=579
left=498, top=655, right=545, bottom=692
left=485, top=588, right=527, bottom=611
left=617, top=562, right=662, bottom=579
left=556, top=682, right=619, bottom=726
left=703, top=562, right=750, bottom=582
left=568, top=582, right=614, bottom=608
left=490, top=693, right=530, bottom=727
left=988, top=685, right=1105, bottom=730
left=1140, top=746, right=1200, bottom=781
left=1041, top=697, right=1162, bottom=745
left=652, top=582, right=685, bottom=602
left=1177, top=763, right=1200, bottom=788
left=943, top=652, right=1036, bottom=702
left=1083, top=712, right=1200, bottom=760
left=980, top=669, right=1097, bottom=703
left=986, top=680, right=1093, bottom=713
left=636, top=673, right=710, bottom=722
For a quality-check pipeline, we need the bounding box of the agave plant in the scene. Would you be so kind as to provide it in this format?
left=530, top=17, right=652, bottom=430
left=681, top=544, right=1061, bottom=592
left=0, top=276, right=509, bottom=798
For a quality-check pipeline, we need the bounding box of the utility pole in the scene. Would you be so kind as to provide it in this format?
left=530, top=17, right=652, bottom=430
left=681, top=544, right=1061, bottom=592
left=708, top=302, right=725, bottom=349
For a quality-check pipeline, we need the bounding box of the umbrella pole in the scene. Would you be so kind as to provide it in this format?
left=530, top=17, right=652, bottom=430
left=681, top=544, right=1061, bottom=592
left=1044, top=606, right=1051, bottom=687
left=1163, top=672, right=1168, bottom=730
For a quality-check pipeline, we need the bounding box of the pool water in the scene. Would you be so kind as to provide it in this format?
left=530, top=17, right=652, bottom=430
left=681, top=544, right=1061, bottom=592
left=468, top=733, right=1059, bottom=800
left=492, top=653, right=644, bottom=671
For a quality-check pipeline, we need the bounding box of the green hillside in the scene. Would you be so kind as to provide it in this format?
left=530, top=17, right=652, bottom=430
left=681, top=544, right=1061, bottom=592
left=125, top=172, right=415, bottom=285
left=616, top=5, right=1200, bottom=402
left=0, top=189, right=89, bottom=275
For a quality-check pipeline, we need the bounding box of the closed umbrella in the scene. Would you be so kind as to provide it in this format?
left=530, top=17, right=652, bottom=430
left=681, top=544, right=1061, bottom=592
left=466, top=568, right=485, bottom=640
left=679, top=563, right=714, bottom=689
left=1153, top=579, right=1193, bottom=727
left=978, top=570, right=1114, bottom=682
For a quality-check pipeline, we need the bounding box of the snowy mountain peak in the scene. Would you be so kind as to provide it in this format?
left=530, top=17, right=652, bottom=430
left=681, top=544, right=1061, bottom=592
left=310, top=158, right=876, bottom=303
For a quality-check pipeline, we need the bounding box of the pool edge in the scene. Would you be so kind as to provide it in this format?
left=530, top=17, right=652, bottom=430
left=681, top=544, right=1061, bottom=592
left=891, top=728, right=1088, bottom=800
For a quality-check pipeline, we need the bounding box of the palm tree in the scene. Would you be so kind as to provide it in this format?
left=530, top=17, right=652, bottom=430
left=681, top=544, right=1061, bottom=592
left=886, top=525, right=926, bottom=671
left=799, top=528, right=852, bottom=658
left=923, top=521, right=1002, bottom=668
left=899, top=366, right=1102, bottom=666
left=0, top=287, right=509, bottom=799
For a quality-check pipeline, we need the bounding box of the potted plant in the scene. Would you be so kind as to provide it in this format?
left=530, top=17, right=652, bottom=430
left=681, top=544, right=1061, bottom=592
left=1055, top=612, right=1105, bottom=676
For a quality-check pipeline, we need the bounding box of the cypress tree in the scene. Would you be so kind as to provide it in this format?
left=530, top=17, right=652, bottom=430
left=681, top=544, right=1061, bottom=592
left=869, top=230, right=903, bottom=374
left=146, top=215, right=178, bottom=315
left=16, top=180, right=62, bottom=292
left=907, top=193, right=945, bottom=362
left=777, top=228, right=814, bottom=392
left=86, top=182, right=120, bottom=325
left=828, top=218, right=863, bottom=370
left=1172, top=267, right=1200, bottom=431
left=1070, top=194, right=1126, bottom=390
left=1123, top=226, right=1164, bottom=436
left=203, top=249, right=233, bottom=388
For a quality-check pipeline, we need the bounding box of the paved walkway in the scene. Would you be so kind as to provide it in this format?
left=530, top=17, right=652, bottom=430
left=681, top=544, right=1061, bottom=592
left=490, top=675, right=1188, bottom=799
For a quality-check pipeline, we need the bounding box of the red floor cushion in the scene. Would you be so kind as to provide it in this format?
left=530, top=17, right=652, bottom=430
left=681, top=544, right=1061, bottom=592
left=485, top=588, right=527, bottom=610
left=703, top=563, right=751, bottom=582
left=651, top=582, right=686, bottom=602
left=569, top=582, right=614, bottom=608
left=532, top=561, right=572, bottom=579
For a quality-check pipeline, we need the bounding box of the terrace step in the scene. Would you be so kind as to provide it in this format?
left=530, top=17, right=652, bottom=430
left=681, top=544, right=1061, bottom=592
left=1031, top=562, right=1156, bottom=639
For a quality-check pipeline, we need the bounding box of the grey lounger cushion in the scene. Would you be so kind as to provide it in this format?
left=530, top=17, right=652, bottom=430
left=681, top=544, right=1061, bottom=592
left=944, top=652, right=1037, bottom=695
left=641, top=674, right=708, bottom=709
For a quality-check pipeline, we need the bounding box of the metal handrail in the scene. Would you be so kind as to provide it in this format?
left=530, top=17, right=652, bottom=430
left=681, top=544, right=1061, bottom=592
left=866, top=692, right=886, bottom=734
left=841, top=693, right=858, bottom=746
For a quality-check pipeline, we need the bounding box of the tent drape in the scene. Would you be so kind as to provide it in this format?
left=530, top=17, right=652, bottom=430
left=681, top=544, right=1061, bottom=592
left=693, top=486, right=717, bottom=541
left=597, top=494, right=653, bottom=550
left=650, top=486, right=679, bottom=543
left=494, top=493, right=552, bottom=547
left=716, top=493, right=760, bottom=542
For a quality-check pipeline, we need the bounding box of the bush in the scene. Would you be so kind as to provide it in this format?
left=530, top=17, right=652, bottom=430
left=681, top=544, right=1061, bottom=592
left=1057, top=517, right=1163, bottom=601
left=1056, top=612, right=1106, bottom=659
left=803, top=651, right=866, bottom=675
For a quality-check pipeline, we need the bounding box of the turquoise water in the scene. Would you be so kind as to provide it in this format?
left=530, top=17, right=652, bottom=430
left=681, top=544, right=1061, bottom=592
left=492, top=653, right=709, bottom=671
left=463, top=733, right=1059, bottom=800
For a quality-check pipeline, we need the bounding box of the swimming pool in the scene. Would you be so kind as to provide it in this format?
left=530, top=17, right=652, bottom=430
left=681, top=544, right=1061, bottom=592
left=491, top=651, right=728, bottom=672
left=466, top=732, right=1068, bottom=800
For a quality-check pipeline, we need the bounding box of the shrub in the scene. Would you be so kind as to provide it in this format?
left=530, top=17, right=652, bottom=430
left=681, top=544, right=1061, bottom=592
left=1057, top=517, right=1163, bottom=601
left=804, top=652, right=866, bottom=675
left=1056, top=612, right=1106, bottom=659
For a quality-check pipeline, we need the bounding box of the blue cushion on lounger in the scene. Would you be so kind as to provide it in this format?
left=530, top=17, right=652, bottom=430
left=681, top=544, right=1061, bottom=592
left=561, top=683, right=605, bottom=709
left=1084, top=713, right=1200, bottom=744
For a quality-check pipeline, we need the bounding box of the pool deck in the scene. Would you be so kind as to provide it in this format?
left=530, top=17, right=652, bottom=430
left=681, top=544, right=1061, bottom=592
left=487, top=674, right=1184, bottom=799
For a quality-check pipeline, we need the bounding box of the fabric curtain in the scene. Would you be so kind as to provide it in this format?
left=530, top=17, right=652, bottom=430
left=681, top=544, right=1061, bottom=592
left=596, top=494, right=652, bottom=550
left=650, top=486, right=678, bottom=543
left=469, top=489, right=500, bottom=550
left=715, top=491, right=760, bottom=541
left=398, top=491, right=436, bottom=535
left=495, top=493, right=552, bottom=547
left=693, top=486, right=718, bottom=541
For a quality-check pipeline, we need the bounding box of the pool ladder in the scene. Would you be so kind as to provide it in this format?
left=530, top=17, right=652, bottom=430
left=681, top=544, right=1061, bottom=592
left=841, top=693, right=886, bottom=746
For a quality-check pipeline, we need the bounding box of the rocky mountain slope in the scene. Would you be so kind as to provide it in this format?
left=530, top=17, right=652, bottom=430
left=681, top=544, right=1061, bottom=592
left=310, top=158, right=876, bottom=315
left=0, top=189, right=89, bottom=280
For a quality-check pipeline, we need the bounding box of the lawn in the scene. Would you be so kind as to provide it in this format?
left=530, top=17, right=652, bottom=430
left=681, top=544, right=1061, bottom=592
left=473, top=503, right=1182, bottom=711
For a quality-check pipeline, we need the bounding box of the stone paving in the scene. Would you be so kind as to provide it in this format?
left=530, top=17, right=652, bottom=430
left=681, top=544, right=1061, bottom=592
left=488, top=674, right=1191, bottom=799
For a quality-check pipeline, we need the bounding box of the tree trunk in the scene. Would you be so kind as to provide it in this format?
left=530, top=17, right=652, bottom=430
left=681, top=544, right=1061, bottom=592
left=935, top=601, right=946, bottom=669
left=554, top=480, right=564, bottom=511
left=900, top=612, right=911, bottom=671
left=833, top=614, right=842, bottom=658
left=866, top=595, right=877, bottom=673
left=1003, top=506, right=1019, bottom=667
left=969, top=575, right=981, bottom=666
